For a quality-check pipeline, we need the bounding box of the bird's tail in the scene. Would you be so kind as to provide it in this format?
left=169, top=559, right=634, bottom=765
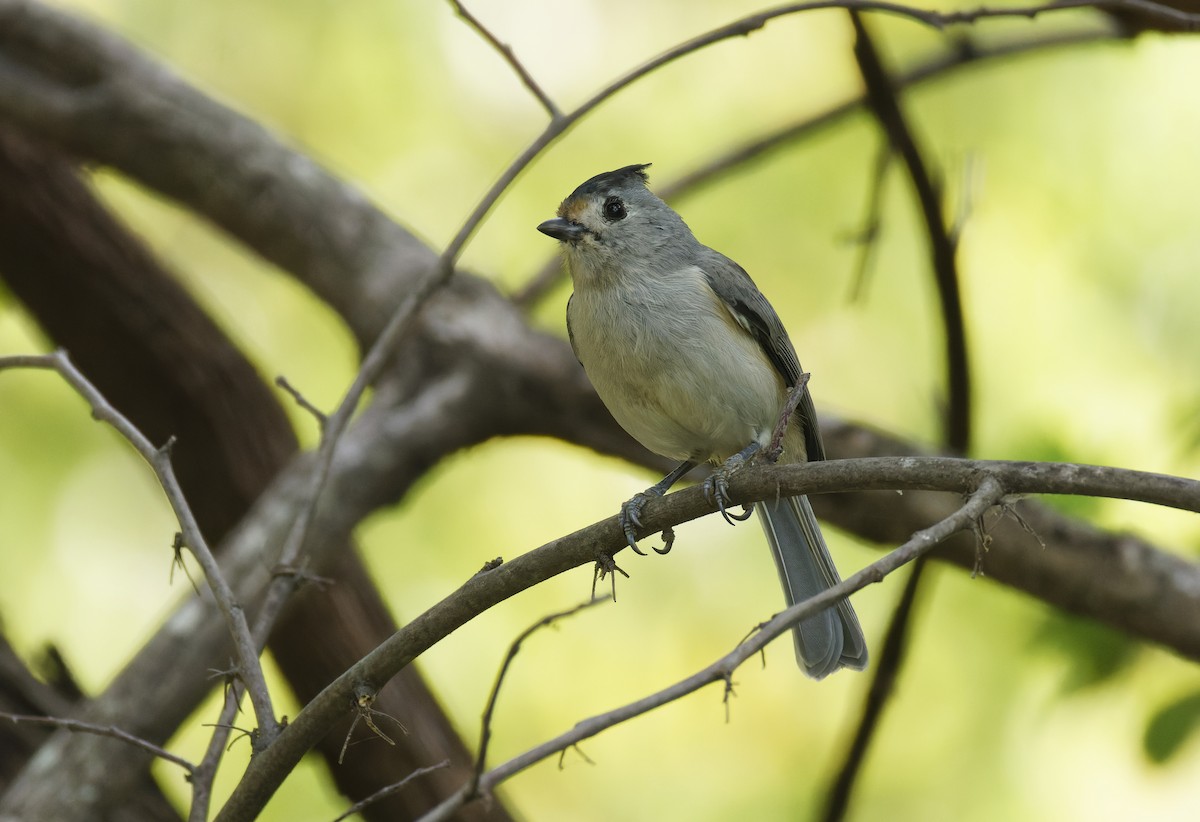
left=757, top=496, right=868, bottom=679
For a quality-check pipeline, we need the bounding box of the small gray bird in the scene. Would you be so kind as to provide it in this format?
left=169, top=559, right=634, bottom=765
left=537, top=164, right=867, bottom=679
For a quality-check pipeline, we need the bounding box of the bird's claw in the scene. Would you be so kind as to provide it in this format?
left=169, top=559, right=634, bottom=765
left=703, top=450, right=757, bottom=526
left=652, top=526, right=675, bottom=555
left=619, top=493, right=652, bottom=555
left=702, top=472, right=732, bottom=523
left=620, top=491, right=678, bottom=554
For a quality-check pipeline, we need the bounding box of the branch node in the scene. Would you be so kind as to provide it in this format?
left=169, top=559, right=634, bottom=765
left=275, top=374, right=328, bottom=430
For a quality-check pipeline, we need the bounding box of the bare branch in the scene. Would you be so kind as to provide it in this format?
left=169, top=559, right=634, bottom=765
left=330, top=761, right=451, bottom=822
left=417, top=478, right=1006, bottom=820
left=189, top=682, right=246, bottom=822
left=0, top=711, right=195, bottom=774
left=445, top=0, right=560, bottom=118
left=217, top=456, right=1200, bottom=820
left=830, top=16, right=967, bottom=815
left=851, top=10, right=971, bottom=452
left=514, top=25, right=1111, bottom=308
left=470, top=599, right=606, bottom=798
left=0, top=352, right=279, bottom=743
left=275, top=375, right=328, bottom=431
left=845, top=142, right=893, bottom=303
left=822, top=553, right=926, bottom=822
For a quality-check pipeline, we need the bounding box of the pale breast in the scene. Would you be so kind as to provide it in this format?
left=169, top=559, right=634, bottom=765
left=568, top=265, right=786, bottom=463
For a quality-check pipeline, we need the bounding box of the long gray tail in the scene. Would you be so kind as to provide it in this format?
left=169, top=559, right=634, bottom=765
left=757, top=495, right=868, bottom=679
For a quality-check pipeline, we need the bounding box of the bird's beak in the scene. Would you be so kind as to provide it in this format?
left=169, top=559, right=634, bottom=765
left=537, top=218, right=586, bottom=242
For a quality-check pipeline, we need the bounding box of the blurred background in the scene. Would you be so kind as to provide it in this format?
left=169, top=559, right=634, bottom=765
left=1, top=0, right=1199, bottom=819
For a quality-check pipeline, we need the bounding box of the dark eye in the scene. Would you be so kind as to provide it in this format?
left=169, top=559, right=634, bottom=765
left=603, top=196, right=626, bottom=222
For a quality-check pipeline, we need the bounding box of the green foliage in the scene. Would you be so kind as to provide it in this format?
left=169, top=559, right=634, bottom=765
left=1143, top=690, right=1200, bottom=765
left=1032, top=612, right=1138, bottom=694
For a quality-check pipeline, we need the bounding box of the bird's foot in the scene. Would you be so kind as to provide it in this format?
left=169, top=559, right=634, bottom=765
left=703, top=444, right=760, bottom=525
left=624, top=489, right=662, bottom=554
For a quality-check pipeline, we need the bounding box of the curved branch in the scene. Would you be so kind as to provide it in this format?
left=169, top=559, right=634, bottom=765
left=850, top=12, right=970, bottom=452
left=513, top=25, right=1111, bottom=308
left=0, top=711, right=195, bottom=775
left=445, top=0, right=559, bottom=118
left=419, top=477, right=1007, bottom=822
left=217, top=457, right=1200, bottom=820
left=0, top=352, right=278, bottom=742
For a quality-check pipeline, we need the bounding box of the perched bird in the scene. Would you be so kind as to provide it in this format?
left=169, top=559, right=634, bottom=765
left=537, top=164, right=867, bottom=678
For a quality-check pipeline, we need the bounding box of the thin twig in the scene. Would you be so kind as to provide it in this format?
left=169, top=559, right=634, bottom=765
left=0, top=710, right=195, bottom=774
left=850, top=11, right=970, bottom=453
left=338, top=686, right=406, bottom=765
left=822, top=17, right=972, bottom=817
left=513, top=25, right=1110, bottom=308
left=846, top=142, right=894, bottom=303
left=445, top=0, right=560, bottom=118
left=417, top=478, right=1006, bottom=821
left=767, top=372, right=811, bottom=460
left=189, top=679, right=247, bottom=822
left=0, top=351, right=279, bottom=745
left=275, top=375, right=328, bottom=431
left=470, top=598, right=606, bottom=798
left=330, top=761, right=451, bottom=822
left=821, top=555, right=929, bottom=822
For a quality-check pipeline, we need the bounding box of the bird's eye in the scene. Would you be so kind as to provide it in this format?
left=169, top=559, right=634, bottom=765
left=603, top=197, right=627, bottom=222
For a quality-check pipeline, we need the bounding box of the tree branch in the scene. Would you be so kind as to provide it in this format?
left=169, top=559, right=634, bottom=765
left=469, top=599, right=605, bottom=799
left=331, top=761, right=451, bottom=822
left=0, top=352, right=279, bottom=743
left=445, top=0, right=560, bottom=118
left=851, top=11, right=970, bottom=453
left=514, top=25, right=1110, bottom=308
left=0, top=711, right=195, bottom=774
left=217, top=456, right=1200, bottom=820
left=828, top=16, right=968, bottom=818
left=418, top=477, right=1006, bottom=821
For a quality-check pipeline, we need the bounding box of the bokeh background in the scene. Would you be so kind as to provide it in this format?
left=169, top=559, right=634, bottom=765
left=2, top=0, right=1200, bottom=819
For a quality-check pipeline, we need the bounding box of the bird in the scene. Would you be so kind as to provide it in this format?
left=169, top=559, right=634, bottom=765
left=537, top=163, right=867, bottom=678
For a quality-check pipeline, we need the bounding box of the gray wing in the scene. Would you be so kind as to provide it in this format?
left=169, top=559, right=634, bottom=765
left=699, top=248, right=826, bottom=462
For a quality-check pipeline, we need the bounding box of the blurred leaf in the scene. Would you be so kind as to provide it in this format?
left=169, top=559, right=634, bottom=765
left=1143, top=690, right=1200, bottom=765
left=1031, top=612, right=1138, bottom=694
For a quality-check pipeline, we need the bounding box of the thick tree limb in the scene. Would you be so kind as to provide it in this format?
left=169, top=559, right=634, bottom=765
left=0, top=129, right=511, bottom=820
left=2, top=2, right=1198, bottom=819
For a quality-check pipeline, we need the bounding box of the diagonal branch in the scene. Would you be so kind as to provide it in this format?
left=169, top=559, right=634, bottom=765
left=0, top=352, right=279, bottom=743
left=445, top=0, right=560, bottom=118
left=469, top=599, right=605, bottom=799
left=417, top=477, right=1006, bottom=821
left=331, top=761, right=452, bottom=822
left=513, top=25, right=1110, bottom=308
left=216, top=456, right=1200, bottom=820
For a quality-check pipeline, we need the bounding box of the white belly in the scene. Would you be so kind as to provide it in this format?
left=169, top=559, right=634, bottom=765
left=568, top=265, right=785, bottom=463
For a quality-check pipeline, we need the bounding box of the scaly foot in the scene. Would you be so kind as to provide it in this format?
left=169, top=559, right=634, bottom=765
left=618, top=491, right=659, bottom=555
left=702, top=443, right=761, bottom=525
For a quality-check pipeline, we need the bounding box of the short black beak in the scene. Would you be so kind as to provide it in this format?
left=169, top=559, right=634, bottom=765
left=537, top=218, right=586, bottom=242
